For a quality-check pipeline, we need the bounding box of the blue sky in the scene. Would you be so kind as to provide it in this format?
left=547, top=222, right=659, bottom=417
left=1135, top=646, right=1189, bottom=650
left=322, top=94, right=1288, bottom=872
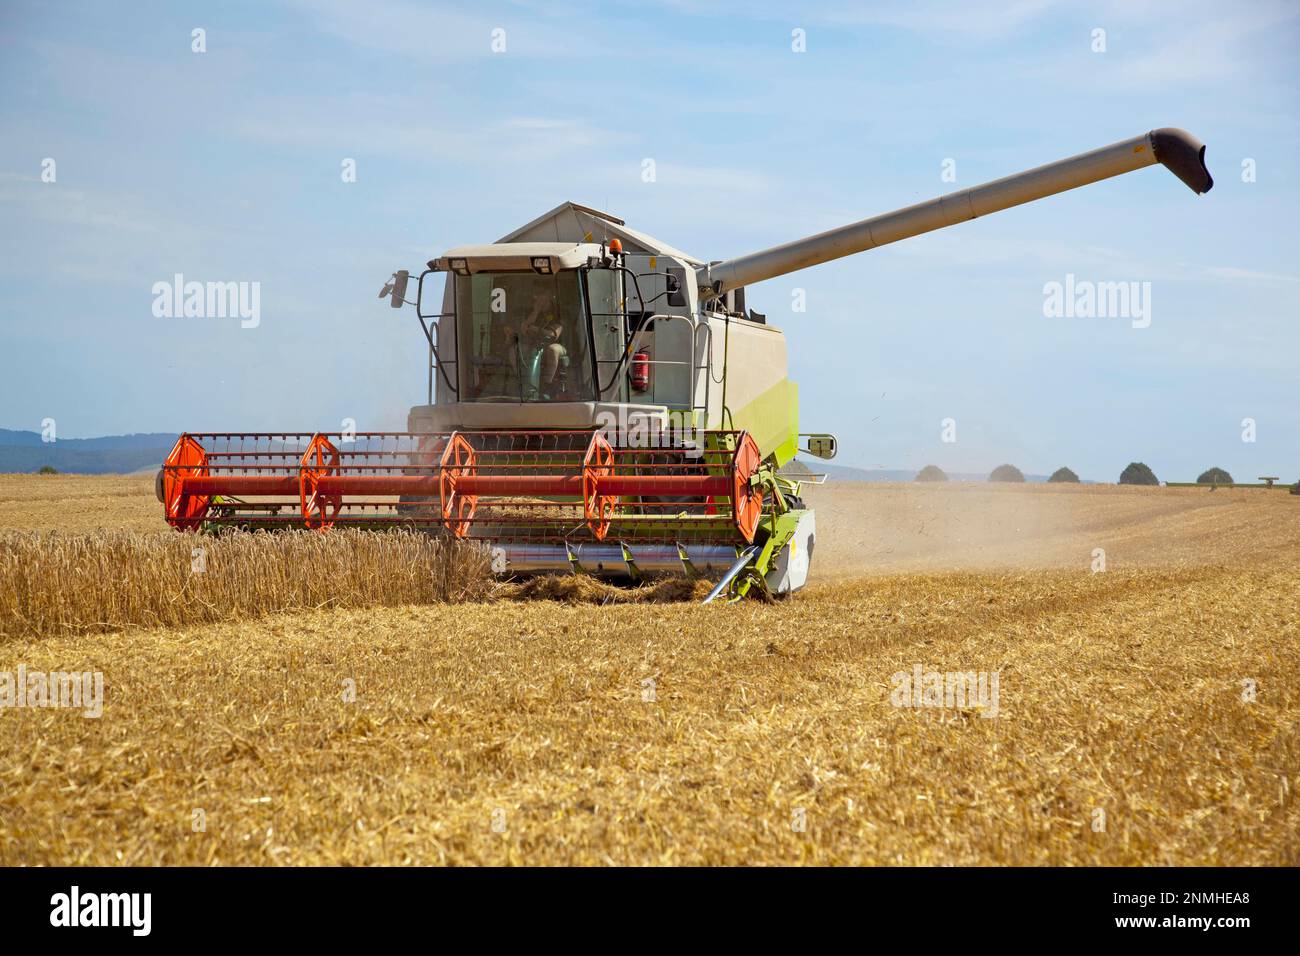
left=1, top=0, right=1296, bottom=481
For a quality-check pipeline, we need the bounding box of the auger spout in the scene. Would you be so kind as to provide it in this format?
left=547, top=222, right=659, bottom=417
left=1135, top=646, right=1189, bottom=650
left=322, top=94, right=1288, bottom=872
left=701, top=128, right=1211, bottom=296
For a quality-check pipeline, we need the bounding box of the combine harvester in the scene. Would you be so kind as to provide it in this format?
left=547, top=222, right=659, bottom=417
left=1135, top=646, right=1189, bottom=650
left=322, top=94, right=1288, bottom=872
left=161, top=129, right=1211, bottom=601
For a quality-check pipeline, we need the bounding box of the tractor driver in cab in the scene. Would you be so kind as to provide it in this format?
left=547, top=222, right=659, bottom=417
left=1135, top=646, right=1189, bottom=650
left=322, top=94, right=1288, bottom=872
left=518, top=287, right=569, bottom=400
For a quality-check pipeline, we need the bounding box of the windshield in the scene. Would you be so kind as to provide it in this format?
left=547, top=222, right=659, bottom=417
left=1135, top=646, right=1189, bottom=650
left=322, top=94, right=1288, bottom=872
left=455, top=271, right=595, bottom=402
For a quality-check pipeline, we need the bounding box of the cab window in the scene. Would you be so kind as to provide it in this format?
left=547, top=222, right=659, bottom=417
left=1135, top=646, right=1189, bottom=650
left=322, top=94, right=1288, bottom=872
left=455, top=271, right=595, bottom=402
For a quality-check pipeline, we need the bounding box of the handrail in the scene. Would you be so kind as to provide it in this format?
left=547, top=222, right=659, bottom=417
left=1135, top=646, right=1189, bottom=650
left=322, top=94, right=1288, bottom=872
left=625, top=313, right=709, bottom=415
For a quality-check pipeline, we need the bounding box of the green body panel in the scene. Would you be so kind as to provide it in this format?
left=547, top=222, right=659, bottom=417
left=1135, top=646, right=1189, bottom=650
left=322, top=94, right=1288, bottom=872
left=728, top=378, right=800, bottom=467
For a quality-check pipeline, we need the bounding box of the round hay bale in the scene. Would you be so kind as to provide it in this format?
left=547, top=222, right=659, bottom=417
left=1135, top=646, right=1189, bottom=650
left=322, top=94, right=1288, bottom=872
left=1047, top=467, right=1079, bottom=483
left=1196, top=467, right=1233, bottom=485
left=988, top=464, right=1025, bottom=483
left=915, top=465, right=948, bottom=482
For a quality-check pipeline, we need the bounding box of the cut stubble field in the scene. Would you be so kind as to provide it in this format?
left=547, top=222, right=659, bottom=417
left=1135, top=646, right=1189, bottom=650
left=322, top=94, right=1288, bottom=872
left=0, top=473, right=1296, bottom=865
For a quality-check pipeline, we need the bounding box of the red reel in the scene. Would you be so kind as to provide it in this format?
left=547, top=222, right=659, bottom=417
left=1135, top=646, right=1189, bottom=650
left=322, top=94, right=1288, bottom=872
left=438, top=433, right=477, bottom=537
left=582, top=432, right=618, bottom=540
left=300, top=434, right=343, bottom=530
left=163, top=434, right=211, bottom=531
left=730, top=431, right=764, bottom=543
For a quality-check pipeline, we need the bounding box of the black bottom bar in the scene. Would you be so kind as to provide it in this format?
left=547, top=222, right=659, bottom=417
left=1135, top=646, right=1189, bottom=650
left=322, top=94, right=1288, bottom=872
left=0, top=866, right=1284, bottom=942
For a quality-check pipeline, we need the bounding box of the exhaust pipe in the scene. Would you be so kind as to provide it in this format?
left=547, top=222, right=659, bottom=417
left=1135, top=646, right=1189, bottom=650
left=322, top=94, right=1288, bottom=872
left=702, top=128, right=1211, bottom=295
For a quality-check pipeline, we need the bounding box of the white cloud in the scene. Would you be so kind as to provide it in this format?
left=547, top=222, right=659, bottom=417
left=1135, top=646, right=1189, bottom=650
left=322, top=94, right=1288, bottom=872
left=233, top=94, right=628, bottom=165
left=649, top=0, right=1061, bottom=39
left=814, top=0, right=1062, bottom=39
left=280, top=0, right=599, bottom=59
left=0, top=173, right=163, bottom=234
left=1204, top=265, right=1300, bottom=283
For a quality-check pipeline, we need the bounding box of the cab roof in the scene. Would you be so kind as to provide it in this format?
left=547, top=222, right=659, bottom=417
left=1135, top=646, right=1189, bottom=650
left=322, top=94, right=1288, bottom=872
left=497, top=201, right=702, bottom=265
left=430, top=242, right=602, bottom=274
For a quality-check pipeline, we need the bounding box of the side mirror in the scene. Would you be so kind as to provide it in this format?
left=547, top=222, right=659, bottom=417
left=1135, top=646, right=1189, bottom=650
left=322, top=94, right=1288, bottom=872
left=380, top=270, right=410, bottom=309
left=803, top=433, right=838, bottom=460
left=666, top=267, right=687, bottom=307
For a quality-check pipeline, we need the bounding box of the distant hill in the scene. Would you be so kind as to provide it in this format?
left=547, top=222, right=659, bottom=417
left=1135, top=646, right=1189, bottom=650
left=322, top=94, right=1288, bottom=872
left=0, top=430, right=177, bottom=474
left=780, top=460, right=916, bottom=482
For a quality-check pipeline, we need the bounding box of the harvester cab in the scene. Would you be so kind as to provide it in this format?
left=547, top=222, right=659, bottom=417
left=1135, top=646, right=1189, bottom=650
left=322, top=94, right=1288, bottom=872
left=386, top=222, right=818, bottom=599
left=161, top=128, right=1211, bottom=601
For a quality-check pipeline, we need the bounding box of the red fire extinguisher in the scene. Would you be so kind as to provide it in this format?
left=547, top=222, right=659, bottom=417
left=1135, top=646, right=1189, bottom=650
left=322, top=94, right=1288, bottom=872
left=630, top=349, right=651, bottom=392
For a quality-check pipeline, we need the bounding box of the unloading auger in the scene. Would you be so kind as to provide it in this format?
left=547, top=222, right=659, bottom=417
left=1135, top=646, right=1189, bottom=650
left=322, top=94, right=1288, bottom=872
left=162, top=128, right=1211, bottom=600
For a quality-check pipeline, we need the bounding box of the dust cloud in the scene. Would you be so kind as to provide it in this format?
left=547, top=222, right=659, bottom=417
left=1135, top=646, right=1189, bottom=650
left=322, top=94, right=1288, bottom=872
left=802, top=481, right=1297, bottom=578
